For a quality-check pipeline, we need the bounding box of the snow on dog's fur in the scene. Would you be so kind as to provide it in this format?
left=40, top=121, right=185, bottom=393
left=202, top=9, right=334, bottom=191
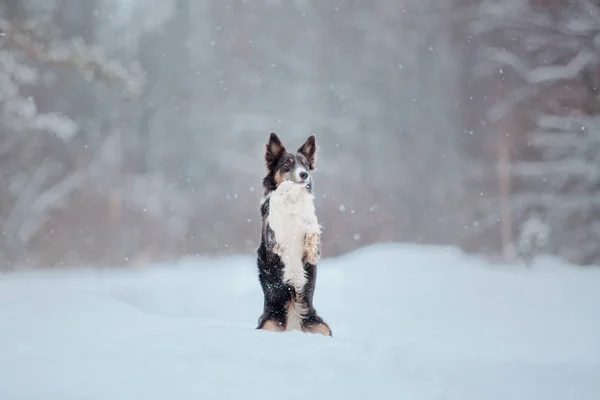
left=255, top=132, right=331, bottom=336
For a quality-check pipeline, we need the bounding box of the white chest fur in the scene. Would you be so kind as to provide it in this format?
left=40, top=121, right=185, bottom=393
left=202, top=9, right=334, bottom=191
left=267, top=180, right=320, bottom=293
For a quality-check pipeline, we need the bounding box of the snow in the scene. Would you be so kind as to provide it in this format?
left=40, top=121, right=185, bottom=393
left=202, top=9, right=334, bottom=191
left=1, top=243, right=599, bottom=399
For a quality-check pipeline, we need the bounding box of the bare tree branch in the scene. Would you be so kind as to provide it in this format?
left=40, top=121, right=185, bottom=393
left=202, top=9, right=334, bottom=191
left=487, top=85, right=540, bottom=122
left=3, top=160, right=58, bottom=243
left=18, top=171, right=85, bottom=243
left=0, top=18, right=146, bottom=100
left=485, top=47, right=596, bottom=85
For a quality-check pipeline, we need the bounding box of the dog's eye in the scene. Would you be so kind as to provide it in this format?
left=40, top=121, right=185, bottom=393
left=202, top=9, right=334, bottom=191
left=284, top=161, right=291, bottom=169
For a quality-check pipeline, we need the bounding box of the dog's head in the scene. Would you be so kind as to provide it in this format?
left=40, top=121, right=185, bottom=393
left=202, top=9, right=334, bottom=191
left=263, top=132, right=317, bottom=192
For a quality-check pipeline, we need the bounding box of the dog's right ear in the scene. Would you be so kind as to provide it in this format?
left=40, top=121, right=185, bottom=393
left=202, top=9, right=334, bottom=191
left=265, top=132, right=286, bottom=170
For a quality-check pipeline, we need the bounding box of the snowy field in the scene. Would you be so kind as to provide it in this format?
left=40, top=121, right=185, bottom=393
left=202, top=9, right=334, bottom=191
left=1, top=243, right=599, bottom=400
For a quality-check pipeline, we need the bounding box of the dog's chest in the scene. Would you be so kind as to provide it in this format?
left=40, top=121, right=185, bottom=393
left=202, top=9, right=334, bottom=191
left=268, top=189, right=318, bottom=291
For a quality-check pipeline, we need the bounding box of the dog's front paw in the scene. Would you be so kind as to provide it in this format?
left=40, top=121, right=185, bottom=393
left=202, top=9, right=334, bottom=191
left=276, top=180, right=296, bottom=196
left=273, top=242, right=286, bottom=256
left=275, top=180, right=303, bottom=204
left=303, top=232, right=320, bottom=265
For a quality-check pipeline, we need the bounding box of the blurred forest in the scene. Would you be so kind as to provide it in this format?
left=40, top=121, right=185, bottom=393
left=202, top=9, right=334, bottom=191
left=1, top=0, right=599, bottom=269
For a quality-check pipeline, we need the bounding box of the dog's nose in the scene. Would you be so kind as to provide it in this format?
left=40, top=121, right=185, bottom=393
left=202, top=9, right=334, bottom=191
left=299, top=171, right=308, bottom=180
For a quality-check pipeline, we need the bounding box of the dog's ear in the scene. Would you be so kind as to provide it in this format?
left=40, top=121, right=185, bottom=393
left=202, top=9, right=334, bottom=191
left=298, top=135, right=317, bottom=170
left=265, top=132, right=286, bottom=170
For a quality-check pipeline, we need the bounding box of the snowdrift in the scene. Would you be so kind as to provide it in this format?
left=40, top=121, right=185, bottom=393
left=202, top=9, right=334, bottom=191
left=1, top=243, right=599, bottom=399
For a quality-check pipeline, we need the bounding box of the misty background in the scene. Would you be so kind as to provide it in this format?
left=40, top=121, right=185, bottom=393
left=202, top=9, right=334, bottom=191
left=1, top=0, right=599, bottom=269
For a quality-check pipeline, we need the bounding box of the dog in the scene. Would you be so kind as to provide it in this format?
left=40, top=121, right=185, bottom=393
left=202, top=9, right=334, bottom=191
left=255, top=132, right=331, bottom=336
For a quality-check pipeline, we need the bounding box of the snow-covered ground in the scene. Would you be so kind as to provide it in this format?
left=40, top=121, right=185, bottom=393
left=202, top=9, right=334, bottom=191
left=1, top=243, right=599, bottom=400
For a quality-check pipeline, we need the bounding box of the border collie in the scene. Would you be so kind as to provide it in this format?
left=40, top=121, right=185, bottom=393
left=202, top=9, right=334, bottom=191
left=255, top=132, right=331, bottom=336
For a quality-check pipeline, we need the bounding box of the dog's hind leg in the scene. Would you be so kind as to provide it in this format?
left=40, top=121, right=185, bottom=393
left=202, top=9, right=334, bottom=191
left=256, top=274, right=290, bottom=332
left=256, top=288, right=288, bottom=332
left=257, top=316, right=285, bottom=332
left=256, top=247, right=292, bottom=332
left=298, top=261, right=332, bottom=337
left=302, top=317, right=332, bottom=337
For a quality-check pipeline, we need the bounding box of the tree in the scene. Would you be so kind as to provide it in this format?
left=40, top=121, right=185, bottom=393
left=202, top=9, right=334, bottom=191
left=465, top=0, right=600, bottom=265
left=0, top=0, right=144, bottom=267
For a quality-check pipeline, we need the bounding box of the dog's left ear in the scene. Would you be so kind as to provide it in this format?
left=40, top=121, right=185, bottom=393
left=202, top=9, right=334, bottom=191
left=298, top=135, right=317, bottom=170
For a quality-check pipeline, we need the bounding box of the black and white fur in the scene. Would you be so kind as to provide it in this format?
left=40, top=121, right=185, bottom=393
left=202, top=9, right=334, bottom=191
left=256, top=132, right=331, bottom=336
